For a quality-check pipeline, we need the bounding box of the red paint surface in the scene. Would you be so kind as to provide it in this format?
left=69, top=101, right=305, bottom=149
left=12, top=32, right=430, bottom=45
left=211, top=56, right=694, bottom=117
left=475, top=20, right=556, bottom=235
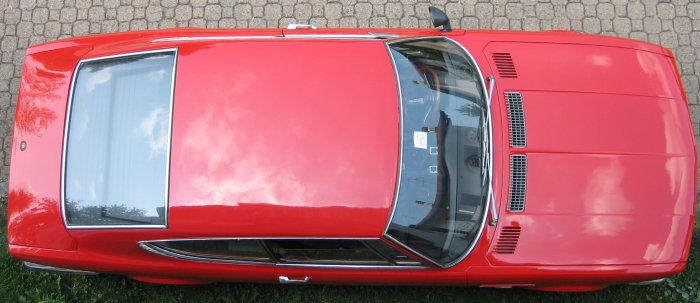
left=7, top=28, right=695, bottom=290
left=167, top=40, right=399, bottom=237
left=7, top=45, right=92, bottom=250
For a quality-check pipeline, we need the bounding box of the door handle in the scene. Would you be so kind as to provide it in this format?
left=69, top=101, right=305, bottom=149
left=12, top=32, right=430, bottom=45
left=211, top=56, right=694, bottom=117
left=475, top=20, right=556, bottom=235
left=287, top=23, right=317, bottom=30
left=278, top=276, right=311, bottom=284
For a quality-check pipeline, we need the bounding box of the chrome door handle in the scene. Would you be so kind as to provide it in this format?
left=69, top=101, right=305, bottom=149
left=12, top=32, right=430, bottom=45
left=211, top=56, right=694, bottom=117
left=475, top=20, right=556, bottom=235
left=279, top=276, right=311, bottom=284
left=287, top=23, right=317, bottom=30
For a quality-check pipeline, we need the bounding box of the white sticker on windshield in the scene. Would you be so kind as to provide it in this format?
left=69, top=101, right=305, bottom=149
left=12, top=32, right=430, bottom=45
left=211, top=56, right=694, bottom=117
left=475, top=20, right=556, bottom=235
left=413, top=131, right=428, bottom=149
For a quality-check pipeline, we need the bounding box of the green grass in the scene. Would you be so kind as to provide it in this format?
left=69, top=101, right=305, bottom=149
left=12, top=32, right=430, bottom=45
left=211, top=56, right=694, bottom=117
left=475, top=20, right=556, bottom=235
left=1, top=196, right=699, bottom=303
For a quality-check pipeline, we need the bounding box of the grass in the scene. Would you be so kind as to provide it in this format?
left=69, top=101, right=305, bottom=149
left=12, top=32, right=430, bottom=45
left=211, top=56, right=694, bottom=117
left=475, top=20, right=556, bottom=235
left=1, top=195, right=699, bottom=303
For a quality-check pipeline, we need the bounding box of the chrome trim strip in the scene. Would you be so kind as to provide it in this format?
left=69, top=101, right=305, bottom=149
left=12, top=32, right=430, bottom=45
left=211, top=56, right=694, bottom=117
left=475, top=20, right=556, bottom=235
left=165, top=48, right=178, bottom=229
left=23, top=262, right=99, bottom=275
left=381, top=37, right=493, bottom=269
left=630, top=278, right=666, bottom=286
left=139, top=242, right=275, bottom=265
left=60, top=54, right=80, bottom=229
left=143, top=237, right=384, bottom=241
left=283, top=34, right=384, bottom=39
left=275, top=263, right=426, bottom=269
left=368, top=32, right=400, bottom=39
left=486, top=76, right=498, bottom=225
left=286, top=23, right=317, bottom=30
left=61, top=48, right=178, bottom=229
left=152, top=36, right=282, bottom=42
left=279, top=276, right=311, bottom=284
left=151, top=33, right=396, bottom=43
left=138, top=238, right=428, bottom=269
left=66, top=224, right=168, bottom=229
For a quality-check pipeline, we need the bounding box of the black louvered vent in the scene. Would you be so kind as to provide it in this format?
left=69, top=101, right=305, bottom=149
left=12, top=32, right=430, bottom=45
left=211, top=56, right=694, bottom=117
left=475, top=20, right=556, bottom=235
left=505, top=92, right=526, bottom=148
left=494, top=226, right=521, bottom=254
left=508, top=154, right=527, bottom=212
left=492, top=53, right=518, bottom=78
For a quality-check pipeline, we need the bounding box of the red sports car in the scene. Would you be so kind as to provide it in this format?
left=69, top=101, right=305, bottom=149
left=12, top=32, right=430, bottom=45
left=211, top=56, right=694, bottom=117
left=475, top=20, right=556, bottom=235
left=6, top=8, right=696, bottom=292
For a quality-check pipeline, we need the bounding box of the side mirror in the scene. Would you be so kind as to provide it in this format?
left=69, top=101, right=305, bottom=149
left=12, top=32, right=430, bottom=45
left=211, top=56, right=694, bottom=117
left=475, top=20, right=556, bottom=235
left=429, top=7, right=452, bottom=32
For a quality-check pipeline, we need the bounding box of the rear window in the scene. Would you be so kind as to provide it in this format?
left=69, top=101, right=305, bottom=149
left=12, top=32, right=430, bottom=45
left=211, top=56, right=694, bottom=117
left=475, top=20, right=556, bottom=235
left=63, top=50, right=177, bottom=227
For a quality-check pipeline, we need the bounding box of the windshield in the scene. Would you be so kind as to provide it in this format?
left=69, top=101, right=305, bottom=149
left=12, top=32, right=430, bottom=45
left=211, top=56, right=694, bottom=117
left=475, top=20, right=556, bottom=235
left=385, top=38, right=489, bottom=267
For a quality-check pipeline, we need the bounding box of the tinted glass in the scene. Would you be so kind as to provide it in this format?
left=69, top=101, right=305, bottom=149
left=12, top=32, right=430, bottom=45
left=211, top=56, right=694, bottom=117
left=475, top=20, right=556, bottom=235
left=141, top=239, right=424, bottom=266
left=154, top=240, right=272, bottom=262
left=365, top=240, right=422, bottom=266
left=265, top=239, right=390, bottom=265
left=64, top=51, right=176, bottom=226
left=387, top=38, right=488, bottom=266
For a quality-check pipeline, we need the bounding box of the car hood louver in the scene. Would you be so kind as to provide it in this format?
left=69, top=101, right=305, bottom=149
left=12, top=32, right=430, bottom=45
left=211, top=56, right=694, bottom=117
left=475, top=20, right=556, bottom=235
left=494, top=226, right=521, bottom=254
left=492, top=52, right=518, bottom=78
left=505, top=92, right=526, bottom=148
left=508, top=154, right=527, bottom=212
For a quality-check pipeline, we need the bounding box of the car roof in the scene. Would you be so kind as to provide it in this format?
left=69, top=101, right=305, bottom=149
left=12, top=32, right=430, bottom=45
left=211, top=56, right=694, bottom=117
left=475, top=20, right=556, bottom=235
left=159, top=39, right=401, bottom=237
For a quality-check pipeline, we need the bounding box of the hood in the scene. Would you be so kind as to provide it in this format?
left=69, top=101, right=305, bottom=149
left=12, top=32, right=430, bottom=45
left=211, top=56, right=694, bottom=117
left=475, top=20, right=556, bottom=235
left=166, top=40, right=400, bottom=237
left=484, top=41, right=696, bottom=266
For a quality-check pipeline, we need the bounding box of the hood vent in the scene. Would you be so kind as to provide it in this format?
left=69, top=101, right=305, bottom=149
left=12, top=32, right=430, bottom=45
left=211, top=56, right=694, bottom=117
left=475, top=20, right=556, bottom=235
left=508, top=154, right=527, bottom=212
left=494, top=226, right=521, bottom=254
left=505, top=92, right=526, bottom=148
left=492, top=53, right=518, bottom=78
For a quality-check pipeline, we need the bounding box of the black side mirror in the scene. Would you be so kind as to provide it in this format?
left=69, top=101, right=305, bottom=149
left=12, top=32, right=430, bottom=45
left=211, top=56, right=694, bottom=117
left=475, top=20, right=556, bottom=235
left=429, top=7, right=452, bottom=32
